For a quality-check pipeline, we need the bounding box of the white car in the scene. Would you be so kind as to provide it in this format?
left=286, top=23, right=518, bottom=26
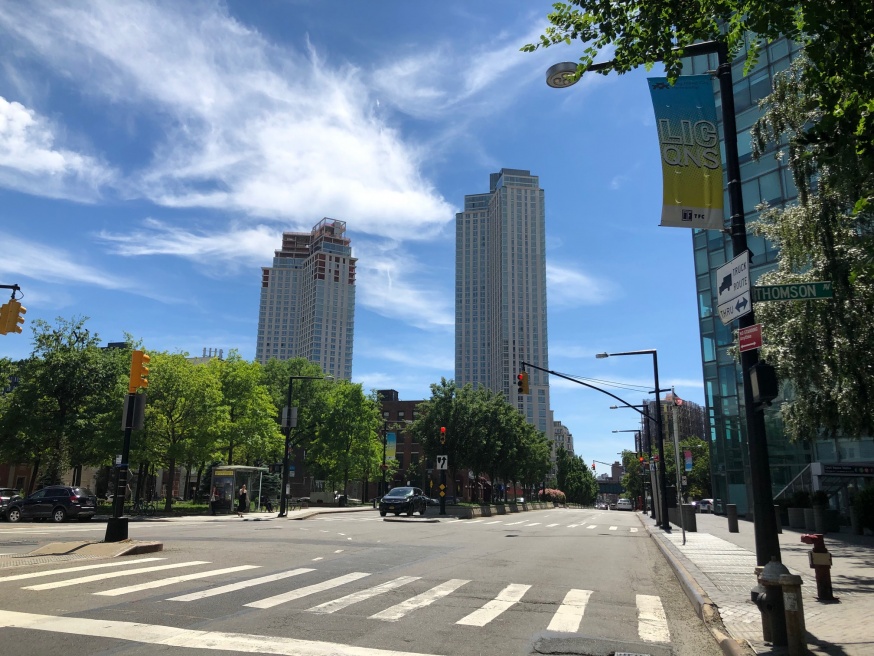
left=696, top=499, right=714, bottom=513
left=616, top=498, right=633, bottom=511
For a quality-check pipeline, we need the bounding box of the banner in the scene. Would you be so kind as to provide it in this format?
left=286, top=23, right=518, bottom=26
left=386, top=432, right=397, bottom=459
left=648, top=75, right=724, bottom=230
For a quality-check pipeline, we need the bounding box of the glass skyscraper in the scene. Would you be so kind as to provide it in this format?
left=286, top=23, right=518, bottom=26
left=255, top=218, right=356, bottom=381
left=455, top=168, right=553, bottom=441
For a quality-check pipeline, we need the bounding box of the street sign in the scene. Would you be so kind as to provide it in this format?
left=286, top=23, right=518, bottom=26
left=752, top=281, right=833, bottom=302
left=716, top=251, right=751, bottom=325
left=738, top=323, right=763, bottom=352
left=436, top=455, right=448, bottom=470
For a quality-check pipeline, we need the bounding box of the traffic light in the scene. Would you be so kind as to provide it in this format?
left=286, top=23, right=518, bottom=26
left=0, top=299, right=26, bottom=335
left=516, top=371, right=529, bottom=395
left=591, top=461, right=596, bottom=470
left=440, top=426, right=446, bottom=445
left=129, top=350, right=150, bottom=393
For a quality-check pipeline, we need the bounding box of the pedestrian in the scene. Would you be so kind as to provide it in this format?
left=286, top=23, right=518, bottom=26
left=209, top=487, right=218, bottom=515
left=237, top=484, right=247, bottom=517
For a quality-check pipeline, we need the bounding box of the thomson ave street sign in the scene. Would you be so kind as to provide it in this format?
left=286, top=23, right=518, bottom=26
left=716, top=251, right=751, bottom=325
left=753, top=282, right=833, bottom=302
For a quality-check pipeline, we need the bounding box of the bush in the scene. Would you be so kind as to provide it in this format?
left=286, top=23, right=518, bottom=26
left=540, top=488, right=566, bottom=504
left=790, top=490, right=811, bottom=508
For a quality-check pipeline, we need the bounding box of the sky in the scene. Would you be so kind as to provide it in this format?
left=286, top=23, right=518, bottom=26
left=0, top=1, right=707, bottom=475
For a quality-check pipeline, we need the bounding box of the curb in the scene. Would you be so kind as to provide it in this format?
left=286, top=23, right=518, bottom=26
left=639, top=514, right=754, bottom=656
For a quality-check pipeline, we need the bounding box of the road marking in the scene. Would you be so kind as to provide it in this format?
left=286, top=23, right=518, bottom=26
left=23, top=561, right=210, bottom=591
left=0, top=609, right=440, bottom=656
left=370, top=579, right=469, bottom=621
left=637, top=594, right=670, bottom=642
left=456, top=583, right=530, bottom=627
left=630, top=527, right=638, bottom=533
left=245, top=572, right=370, bottom=609
left=0, top=558, right=166, bottom=583
left=586, top=525, right=597, bottom=529
left=547, top=589, right=593, bottom=632
left=308, top=576, right=420, bottom=614
left=94, top=565, right=261, bottom=596
left=546, top=523, right=560, bottom=527
left=505, top=521, right=526, bottom=526
left=484, top=520, right=503, bottom=525
left=609, top=526, right=618, bottom=531
left=334, top=550, right=344, bottom=553
left=465, top=520, right=484, bottom=524
left=566, top=524, right=579, bottom=528
left=524, top=523, right=541, bottom=527
left=168, top=568, right=315, bottom=602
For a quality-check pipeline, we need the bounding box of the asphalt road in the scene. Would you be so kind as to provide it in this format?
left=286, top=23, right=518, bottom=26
left=0, top=508, right=724, bottom=656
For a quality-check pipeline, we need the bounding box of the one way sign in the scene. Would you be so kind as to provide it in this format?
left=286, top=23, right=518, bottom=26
left=716, top=251, right=752, bottom=325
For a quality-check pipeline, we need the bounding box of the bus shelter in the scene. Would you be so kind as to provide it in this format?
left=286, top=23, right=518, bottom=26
left=210, top=465, right=268, bottom=514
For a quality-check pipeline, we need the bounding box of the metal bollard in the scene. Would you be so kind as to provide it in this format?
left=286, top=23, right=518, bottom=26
left=753, top=558, right=790, bottom=647
left=727, top=503, right=739, bottom=532
left=780, top=573, right=807, bottom=656
left=800, top=533, right=836, bottom=601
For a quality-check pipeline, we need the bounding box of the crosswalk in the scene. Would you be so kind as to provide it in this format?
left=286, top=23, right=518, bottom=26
left=448, top=518, right=640, bottom=533
left=0, top=557, right=671, bottom=643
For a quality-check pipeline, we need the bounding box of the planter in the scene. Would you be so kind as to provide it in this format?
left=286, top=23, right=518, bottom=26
left=804, top=507, right=816, bottom=532
left=787, top=507, right=806, bottom=529
left=813, top=505, right=827, bottom=533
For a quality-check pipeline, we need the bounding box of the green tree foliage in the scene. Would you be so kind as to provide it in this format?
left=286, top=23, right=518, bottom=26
left=141, top=352, right=224, bottom=511
left=260, top=357, right=330, bottom=456
left=660, top=436, right=712, bottom=501
left=751, top=55, right=874, bottom=441
left=307, top=381, right=382, bottom=495
left=208, top=351, right=281, bottom=466
left=556, top=446, right=599, bottom=505
left=0, top=317, right=128, bottom=491
left=524, top=2, right=874, bottom=216
left=619, top=450, right=646, bottom=505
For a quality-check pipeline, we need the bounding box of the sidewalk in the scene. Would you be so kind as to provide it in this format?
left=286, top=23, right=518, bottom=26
left=642, top=511, right=874, bottom=655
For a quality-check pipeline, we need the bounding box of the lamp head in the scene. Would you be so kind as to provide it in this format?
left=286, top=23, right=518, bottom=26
left=595, top=352, right=609, bottom=359
left=545, top=62, right=580, bottom=89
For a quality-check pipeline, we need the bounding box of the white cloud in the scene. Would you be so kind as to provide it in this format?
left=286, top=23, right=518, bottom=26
left=547, top=262, right=617, bottom=307
left=0, top=96, right=113, bottom=200
left=0, top=1, right=456, bottom=240
left=0, top=232, right=132, bottom=290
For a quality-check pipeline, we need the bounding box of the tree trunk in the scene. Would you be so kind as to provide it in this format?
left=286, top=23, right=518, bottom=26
left=28, top=457, right=40, bottom=495
left=195, top=462, right=204, bottom=503
left=164, top=458, right=176, bottom=512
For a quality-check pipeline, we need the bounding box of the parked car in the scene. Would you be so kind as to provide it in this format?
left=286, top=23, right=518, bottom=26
left=7, top=485, right=98, bottom=523
left=616, top=498, right=634, bottom=511
left=0, top=488, right=22, bottom=520
left=379, top=486, right=428, bottom=517
left=695, top=498, right=714, bottom=513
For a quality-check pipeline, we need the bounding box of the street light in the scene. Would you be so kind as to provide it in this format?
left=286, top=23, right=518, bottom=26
left=597, top=349, right=669, bottom=530
left=556, top=41, right=780, bottom=564
left=278, top=374, right=332, bottom=517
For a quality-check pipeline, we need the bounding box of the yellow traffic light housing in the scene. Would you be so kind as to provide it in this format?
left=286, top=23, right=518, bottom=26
left=516, top=371, right=529, bottom=395
left=129, top=350, right=150, bottom=393
left=0, top=299, right=26, bottom=335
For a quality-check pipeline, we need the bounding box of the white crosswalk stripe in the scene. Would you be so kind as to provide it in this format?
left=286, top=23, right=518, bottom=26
left=456, top=583, right=530, bottom=627
left=609, top=526, right=618, bottom=531
left=168, top=567, right=315, bottom=602
left=94, top=565, right=261, bottom=596
left=637, top=594, right=670, bottom=642
left=547, top=588, right=593, bottom=632
left=23, top=561, right=211, bottom=591
left=370, top=579, right=469, bottom=621
left=245, top=572, right=371, bottom=609
left=308, top=575, right=420, bottom=614
left=0, top=558, right=166, bottom=583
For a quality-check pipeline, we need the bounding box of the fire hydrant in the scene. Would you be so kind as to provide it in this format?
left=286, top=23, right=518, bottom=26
left=801, top=533, right=835, bottom=601
left=752, top=558, right=790, bottom=646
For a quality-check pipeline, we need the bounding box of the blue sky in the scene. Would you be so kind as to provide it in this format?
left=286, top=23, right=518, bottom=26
left=0, top=1, right=706, bottom=474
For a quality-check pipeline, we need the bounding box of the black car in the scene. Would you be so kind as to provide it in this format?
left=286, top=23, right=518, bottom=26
left=7, top=485, right=98, bottom=523
left=379, top=486, right=428, bottom=517
left=0, top=488, right=22, bottom=520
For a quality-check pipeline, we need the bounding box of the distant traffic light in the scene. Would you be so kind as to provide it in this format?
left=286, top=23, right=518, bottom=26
left=516, top=371, right=529, bottom=395
left=129, top=350, right=151, bottom=393
left=591, top=461, right=596, bottom=470
left=0, top=299, right=26, bottom=335
left=440, top=426, right=446, bottom=445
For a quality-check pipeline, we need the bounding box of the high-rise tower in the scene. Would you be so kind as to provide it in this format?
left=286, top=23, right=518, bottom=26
left=455, top=168, right=552, bottom=439
left=256, top=218, right=356, bottom=380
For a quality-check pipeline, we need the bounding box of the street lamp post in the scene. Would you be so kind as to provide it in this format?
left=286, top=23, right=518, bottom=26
left=380, top=421, right=388, bottom=497
left=278, top=374, right=331, bottom=518
left=598, top=350, right=669, bottom=530
left=550, top=41, right=780, bottom=564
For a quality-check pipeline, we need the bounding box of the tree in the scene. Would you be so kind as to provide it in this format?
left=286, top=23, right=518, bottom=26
left=751, top=55, right=874, bottom=441
left=524, top=1, right=874, bottom=219
left=141, top=352, right=224, bottom=511
left=0, top=317, right=127, bottom=491
left=209, top=352, right=281, bottom=466
left=660, top=436, right=712, bottom=501
left=556, top=446, right=599, bottom=505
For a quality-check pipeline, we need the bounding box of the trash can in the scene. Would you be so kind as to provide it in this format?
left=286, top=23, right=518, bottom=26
left=338, top=495, right=347, bottom=507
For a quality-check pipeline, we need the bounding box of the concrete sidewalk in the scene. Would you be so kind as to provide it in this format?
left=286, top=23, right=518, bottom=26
left=642, top=511, right=874, bottom=655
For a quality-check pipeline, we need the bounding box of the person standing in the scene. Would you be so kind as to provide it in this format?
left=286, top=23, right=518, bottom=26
left=237, top=484, right=247, bottom=517
left=209, top=487, right=218, bottom=515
